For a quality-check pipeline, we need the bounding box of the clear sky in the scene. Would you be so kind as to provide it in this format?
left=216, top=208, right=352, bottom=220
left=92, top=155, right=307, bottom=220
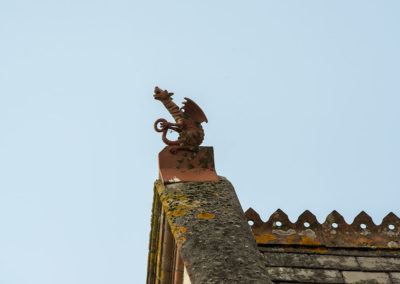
left=1, top=1, right=399, bottom=283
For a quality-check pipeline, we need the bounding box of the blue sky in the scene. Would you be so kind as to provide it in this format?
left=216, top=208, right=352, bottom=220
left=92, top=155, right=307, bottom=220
left=1, top=1, right=399, bottom=283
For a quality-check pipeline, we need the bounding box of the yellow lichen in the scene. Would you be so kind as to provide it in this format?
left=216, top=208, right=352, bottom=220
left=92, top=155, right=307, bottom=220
left=283, top=247, right=294, bottom=251
left=156, top=183, right=202, bottom=219
left=302, top=247, right=328, bottom=253
left=172, top=226, right=187, bottom=235
left=300, top=236, right=321, bottom=246
left=170, top=226, right=187, bottom=248
left=358, top=237, right=373, bottom=244
left=283, top=245, right=328, bottom=253
left=197, top=212, right=215, bottom=219
left=254, top=234, right=277, bottom=243
left=172, top=209, right=188, bottom=217
left=176, top=237, right=186, bottom=248
left=287, top=235, right=298, bottom=244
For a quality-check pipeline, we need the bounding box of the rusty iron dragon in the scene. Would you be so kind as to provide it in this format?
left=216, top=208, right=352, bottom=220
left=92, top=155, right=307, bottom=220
left=153, top=86, right=208, bottom=153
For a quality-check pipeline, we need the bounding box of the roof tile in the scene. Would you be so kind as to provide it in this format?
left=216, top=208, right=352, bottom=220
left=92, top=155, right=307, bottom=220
left=246, top=208, right=400, bottom=249
left=266, top=267, right=343, bottom=283
left=357, top=256, right=400, bottom=272
left=391, top=272, right=400, bottom=284
left=342, top=271, right=391, bottom=284
left=263, top=252, right=359, bottom=270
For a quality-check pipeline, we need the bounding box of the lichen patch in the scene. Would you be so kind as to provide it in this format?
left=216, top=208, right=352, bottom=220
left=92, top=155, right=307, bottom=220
left=197, top=212, right=215, bottom=219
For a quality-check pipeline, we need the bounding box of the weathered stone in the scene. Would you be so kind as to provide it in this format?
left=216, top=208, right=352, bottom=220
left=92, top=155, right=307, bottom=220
left=157, top=177, right=272, bottom=284
left=342, top=271, right=391, bottom=284
left=357, top=256, right=400, bottom=271
left=263, top=252, right=359, bottom=270
left=391, top=272, right=400, bottom=284
left=266, top=267, right=343, bottom=283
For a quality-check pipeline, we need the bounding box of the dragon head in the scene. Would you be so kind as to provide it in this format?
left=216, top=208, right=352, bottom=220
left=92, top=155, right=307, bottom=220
left=153, top=86, right=174, bottom=101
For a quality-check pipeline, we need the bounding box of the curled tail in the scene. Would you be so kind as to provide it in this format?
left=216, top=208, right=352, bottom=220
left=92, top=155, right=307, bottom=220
left=154, top=118, right=181, bottom=146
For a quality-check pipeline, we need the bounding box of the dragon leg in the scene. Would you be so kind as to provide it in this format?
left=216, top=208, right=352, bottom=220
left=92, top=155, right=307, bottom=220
left=161, top=129, right=182, bottom=146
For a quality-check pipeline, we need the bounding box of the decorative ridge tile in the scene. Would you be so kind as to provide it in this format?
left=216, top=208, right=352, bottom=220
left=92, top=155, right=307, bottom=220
left=245, top=208, right=400, bottom=249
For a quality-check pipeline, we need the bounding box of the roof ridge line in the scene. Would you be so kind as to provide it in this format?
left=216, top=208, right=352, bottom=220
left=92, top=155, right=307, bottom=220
left=245, top=208, right=400, bottom=249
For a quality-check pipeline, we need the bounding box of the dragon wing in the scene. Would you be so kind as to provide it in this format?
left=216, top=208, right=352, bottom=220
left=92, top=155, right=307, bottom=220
left=181, top=97, right=208, bottom=123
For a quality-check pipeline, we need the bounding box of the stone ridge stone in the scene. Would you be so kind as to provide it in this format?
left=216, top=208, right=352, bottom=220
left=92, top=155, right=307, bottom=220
left=391, top=272, right=400, bottom=284
left=157, top=177, right=272, bottom=284
left=342, top=271, right=391, bottom=284
left=357, top=257, right=400, bottom=271
left=266, top=267, right=343, bottom=283
left=263, top=252, right=359, bottom=270
left=260, top=249, right=400, bottom=283
left=246, top=208, right=400, bottom=249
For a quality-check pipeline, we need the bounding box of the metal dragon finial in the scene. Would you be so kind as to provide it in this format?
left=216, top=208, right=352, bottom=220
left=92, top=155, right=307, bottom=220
left=153, top=86, right=218, bottom=183
left=153, top=86, right=208, bottom=153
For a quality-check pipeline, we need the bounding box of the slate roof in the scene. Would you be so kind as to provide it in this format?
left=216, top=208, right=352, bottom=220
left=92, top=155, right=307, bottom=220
left=261, top=247, right=400, bottom=284
left=246, top=208, right=400, bottom=284
left=147, top=176, right=400, bottom=284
